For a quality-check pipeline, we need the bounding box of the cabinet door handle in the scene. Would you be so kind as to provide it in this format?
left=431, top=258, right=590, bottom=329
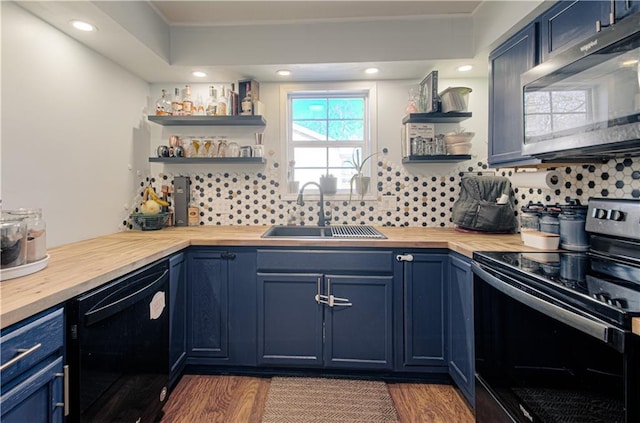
left=55, top=364, right=70, bottom=416
left=327, top=278, right=352, bottom=307
left=0, top=343, right=42, bottom=371
left=315, top=277, right=328, bottom=305
left=396, top=254, right=414, bottom=262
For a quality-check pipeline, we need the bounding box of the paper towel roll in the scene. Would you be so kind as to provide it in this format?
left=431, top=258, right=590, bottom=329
left=509, top=170, right=561, bottom=189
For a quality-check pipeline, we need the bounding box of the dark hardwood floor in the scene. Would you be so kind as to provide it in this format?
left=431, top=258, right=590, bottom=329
left=160, top=375, right=474, bottom=423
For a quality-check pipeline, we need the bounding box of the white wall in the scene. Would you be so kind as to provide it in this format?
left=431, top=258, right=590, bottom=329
left=1, top=2, right=150, bottom=247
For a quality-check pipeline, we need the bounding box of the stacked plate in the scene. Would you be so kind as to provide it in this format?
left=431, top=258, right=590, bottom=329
left=444, top=132, right=474, bottom=154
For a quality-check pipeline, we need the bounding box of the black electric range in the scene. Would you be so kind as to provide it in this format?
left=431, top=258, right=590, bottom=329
left=473, top=250, right=640, bottom=330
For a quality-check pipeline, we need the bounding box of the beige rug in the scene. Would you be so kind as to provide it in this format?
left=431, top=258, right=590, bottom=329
left=261, top=377, right=399, bottom=423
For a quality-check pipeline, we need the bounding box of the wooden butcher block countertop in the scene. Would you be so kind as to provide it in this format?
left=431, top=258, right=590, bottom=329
left=2, top=226, right=637, bottom=336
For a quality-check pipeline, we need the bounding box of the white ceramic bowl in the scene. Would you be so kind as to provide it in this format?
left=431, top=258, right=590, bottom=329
left=444, top=132, right=475, bottom=145
left=521, top=230, right=561, bottom=250
left=446, top=142, right=472, bottom=155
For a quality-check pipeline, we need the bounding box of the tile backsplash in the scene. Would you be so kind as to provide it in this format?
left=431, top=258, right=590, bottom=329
left=125, top=157, right=640, bottom=230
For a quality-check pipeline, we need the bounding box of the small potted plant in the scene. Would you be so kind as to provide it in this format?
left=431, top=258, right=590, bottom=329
left=345, top=150, right=378, bottom=201
left=319, top=173, right=337, bottom=195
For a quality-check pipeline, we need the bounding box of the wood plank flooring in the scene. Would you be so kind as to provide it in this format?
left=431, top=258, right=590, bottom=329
left=160, top=375, right=474, bottom=423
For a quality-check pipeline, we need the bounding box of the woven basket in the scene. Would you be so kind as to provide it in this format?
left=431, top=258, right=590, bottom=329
left=131, top=212, right=169, bottom=231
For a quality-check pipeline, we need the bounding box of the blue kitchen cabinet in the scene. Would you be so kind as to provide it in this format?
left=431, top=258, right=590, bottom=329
left=396, top=251, right=449, bottom=370
left=186, top=247, right=257, bottom=367
left=256, top=249, right=394, bottom=370
left=169, top=252, right=186, bottom=386
left=448, top=253, right=475, bottom=408
left=0, top=307, right=66, bottom=423
left=187, top=249, right=230, bottom=359
left=257, top=272, right=324, bottom=367
left=488, top=23, right=540, bottom=168
left=615, top=0, right=640, bottom=19
left=539, top=0, right=610, bottom=62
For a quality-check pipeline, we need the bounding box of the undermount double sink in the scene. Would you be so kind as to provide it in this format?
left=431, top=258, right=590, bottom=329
left=261, top=225, right=386, bottom=239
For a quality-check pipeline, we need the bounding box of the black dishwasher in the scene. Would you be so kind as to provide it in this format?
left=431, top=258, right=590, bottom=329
left=67, top=259, right=170, bottom=423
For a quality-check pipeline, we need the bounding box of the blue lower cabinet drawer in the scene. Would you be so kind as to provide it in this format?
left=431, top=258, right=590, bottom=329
left=257, top=249, right=394, bottom=273
left=1, top=307, right=64, bottom=385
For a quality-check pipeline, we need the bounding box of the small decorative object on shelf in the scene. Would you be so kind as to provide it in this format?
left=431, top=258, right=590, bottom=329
left=419, top=70, right=439, bottom=113
left=319, top=174, right=337, bottom=195
left=155, top=89, right=172, bottom=115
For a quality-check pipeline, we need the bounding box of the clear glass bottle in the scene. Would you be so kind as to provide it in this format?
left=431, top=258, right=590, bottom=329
left=241, top=82, right=253, bottom=115
left=171, top=87, right=183, bottom=115
left=229, top=83, right=238, bottom=115
left=155, top=89, right=172, bottom=115
left=194, top=94, right=205, bottom=116
left=182, top=84, right=193, bottom=115
left=205, top=86, right=217, bottom=116
left=216, top=86, right=228, bottom=116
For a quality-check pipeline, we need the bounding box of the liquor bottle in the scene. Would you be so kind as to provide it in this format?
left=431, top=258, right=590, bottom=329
left=182, top=85, right=193, bottom=115
left=216, top=86, right=228, bottom=116
left=229, top=83, right=238, bottom=115
left=241, top=82, right=253, bottom=115
left=155, top=89, right=172, bottom=115
left=171, top=87, right=183, bottom=115
left=205, top=86, right=217, bottom=116
left=194, top=94, right=205, bottom=115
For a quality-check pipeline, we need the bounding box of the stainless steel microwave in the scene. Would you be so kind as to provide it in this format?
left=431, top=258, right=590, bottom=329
left=521, top=12, right=640, bottom=161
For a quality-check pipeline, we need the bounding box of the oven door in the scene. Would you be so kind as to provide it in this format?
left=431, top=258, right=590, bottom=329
left=472, top=261, right=638, bottom=423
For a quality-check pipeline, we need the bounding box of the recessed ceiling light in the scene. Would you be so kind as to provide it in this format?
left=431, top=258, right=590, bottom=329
left=365, top=67, right=379, bottom=74
left=71, top=20, right=97, bottom=32
left=192, top=71, right=207, bottom=78
left=276, top=69, right=291, bottom=76
left=457, top=65, right=473, bottom=72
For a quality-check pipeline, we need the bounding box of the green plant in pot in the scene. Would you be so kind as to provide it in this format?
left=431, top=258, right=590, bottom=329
left=319, top=173, right=337, bottom=195
left=346, top=150, right=378, bottom=202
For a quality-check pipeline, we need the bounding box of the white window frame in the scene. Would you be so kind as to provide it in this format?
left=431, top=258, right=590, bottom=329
left=279, top=81, right=378, bottom=201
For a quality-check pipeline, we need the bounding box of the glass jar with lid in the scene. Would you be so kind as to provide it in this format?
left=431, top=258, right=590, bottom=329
left=0, top=218, right=27, bottom=268
left=2, top=208, right=45, bottom=263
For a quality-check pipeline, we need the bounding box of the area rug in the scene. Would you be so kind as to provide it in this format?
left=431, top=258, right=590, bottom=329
left=261, top=376, right=399, bottom=423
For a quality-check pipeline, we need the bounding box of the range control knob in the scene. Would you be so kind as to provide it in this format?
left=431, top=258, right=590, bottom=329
left=608, top=210, right=625, bottom=221
left=593, top=208, right=608, bottom=219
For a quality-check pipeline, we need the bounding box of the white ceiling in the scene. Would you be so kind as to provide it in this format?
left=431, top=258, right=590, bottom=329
left=14, top=1, right=544, bottom=84
left=150, top=1, right=482, bottom=26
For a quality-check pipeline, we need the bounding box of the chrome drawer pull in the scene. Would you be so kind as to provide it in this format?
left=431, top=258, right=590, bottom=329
left=55, top=365, right=70, bottom=416
left=0, top=343, right=42, bottom=371
left=396, top=254, right=414, bottom=262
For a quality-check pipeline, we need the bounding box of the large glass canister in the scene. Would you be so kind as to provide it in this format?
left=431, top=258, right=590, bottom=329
left=520, top=202, right=544, bottom=237
left=1, top=219, right=27, bottom=268
left=3, top=209, right=47, bottom=262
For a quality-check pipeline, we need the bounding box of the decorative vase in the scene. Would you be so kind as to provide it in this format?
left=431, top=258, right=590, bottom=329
left=319, top=175, right=337, bottom=195
left=354, top=175, right=370, bottom=196
left=287, top=180, right=300, bottom=194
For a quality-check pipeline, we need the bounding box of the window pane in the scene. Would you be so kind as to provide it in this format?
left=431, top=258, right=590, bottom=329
left=328, top=98, right=364, bottom=119
left=551, top=91, right=587, bottom=113
left=553, top=113, right=588, bottom=132
left=328, top=120, right=364, bottom=141
left=292, top=121, right=328, bottom=141
left=294, top=147, right=327, bottom=167
left=525, top=91, right=551, bottom=113
left=328, top=147, right=360, bottom=168
left=525, top=114, right=551, bottom=137
left=295, top=169, right=326, bottom=188
left=292, top=99, right=327, bottom=119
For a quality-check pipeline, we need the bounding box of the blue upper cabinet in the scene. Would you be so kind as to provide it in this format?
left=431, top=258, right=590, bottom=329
left=615, top=0, right=640, bottom=20
left=539, top=0, right=610, bottom=62
left=488, top=23, right=540, bottom=168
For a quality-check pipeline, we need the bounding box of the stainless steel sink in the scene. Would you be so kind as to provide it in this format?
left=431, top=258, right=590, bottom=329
left=261, top=225, right=385, bottom=239
left=261, top=225, right=331, bottom=238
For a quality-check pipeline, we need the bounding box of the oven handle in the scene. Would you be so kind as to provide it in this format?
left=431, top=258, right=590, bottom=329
left=472, top=262, right=613, bottom=345
left=84, top=269, right=168, bottom=327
